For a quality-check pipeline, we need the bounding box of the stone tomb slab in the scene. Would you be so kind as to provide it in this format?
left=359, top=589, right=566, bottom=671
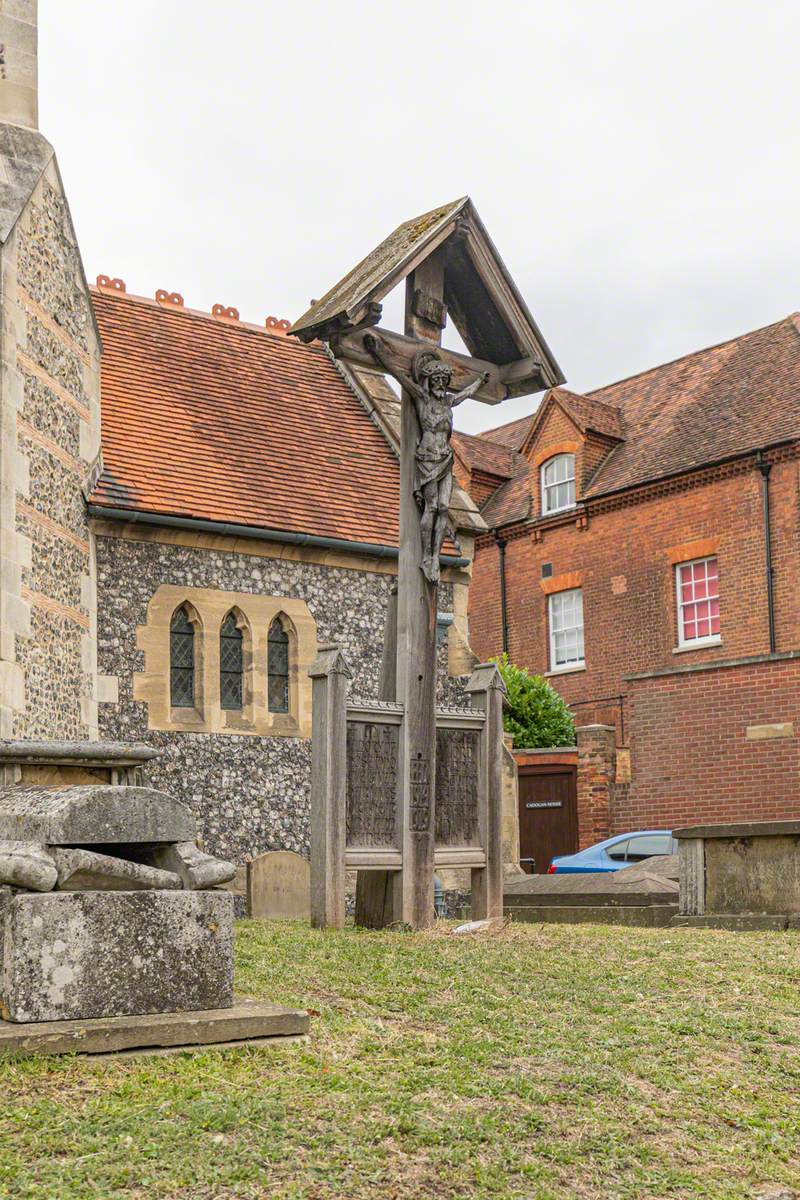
left=248, top=851, right=310, bottom=920
left=504, top=857, right=679, bottom=926
left=1, top=890, right=233, bottom=1023
left=0, top=997, right=310, bottom=1058
left=0, top=785, right=195, bottom=845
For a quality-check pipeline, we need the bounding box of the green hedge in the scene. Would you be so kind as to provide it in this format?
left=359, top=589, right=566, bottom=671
left=492, top=652, right=576, bottom=749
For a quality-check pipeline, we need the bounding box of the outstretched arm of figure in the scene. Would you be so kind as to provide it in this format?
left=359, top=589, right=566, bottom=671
left=363, top=332, right=422, bottom=401
left=450, top=370, right=490, bottom=407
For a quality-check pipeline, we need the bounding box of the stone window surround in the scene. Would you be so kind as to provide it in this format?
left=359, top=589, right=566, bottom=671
left=134, top=585, right=316, bottom=737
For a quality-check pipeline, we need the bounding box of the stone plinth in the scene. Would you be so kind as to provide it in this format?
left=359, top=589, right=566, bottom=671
left=1, top=890, right=233, bottom=1023
left=675, top=819, right=800, bottom=919
left=0, top=998, right=309, bottom=1058
left=504, top=856, right=678, bottom=927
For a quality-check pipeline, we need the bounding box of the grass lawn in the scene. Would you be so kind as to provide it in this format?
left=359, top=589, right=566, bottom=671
left=1, top=919, right=799, bottom=1199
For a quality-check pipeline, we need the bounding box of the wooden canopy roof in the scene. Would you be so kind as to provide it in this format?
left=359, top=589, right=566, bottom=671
left=290, top=197, right=564, bottom=400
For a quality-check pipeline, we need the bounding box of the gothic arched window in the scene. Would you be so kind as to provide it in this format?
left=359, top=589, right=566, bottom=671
left=170, top=605, right=195, bottom=708
left=267, top=618, right=290, bottom=713
left=220, top=612, right=244, bottom=710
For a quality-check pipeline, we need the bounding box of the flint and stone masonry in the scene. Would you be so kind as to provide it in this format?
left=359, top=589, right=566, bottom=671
left=0, top=130, right=101, bottom=739
left=95, top=531, right=464, bottom=865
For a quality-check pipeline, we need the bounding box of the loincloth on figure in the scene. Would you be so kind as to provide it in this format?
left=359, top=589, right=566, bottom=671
left=413, top=446, right=453, bottom=507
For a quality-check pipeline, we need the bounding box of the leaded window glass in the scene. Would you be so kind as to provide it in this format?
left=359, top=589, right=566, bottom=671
left=170, top=606, right=195, bottom=708
left=220, top=612, right=243, bottom=710
left=268, top=619, right=289, bottom=713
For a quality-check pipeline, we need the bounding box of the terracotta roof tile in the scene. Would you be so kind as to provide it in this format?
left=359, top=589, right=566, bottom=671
left=479, top=468, right=532, bottom=528
left=452, top=429, right=518, bottom=478
left=545, top=387, right=625, bottom=443
left=477, top=313, right=800, bottom=525
left=583, top=315, right=800, bottom=497
left=478, top=412, right=535, bottom=451
left=89, top=289, right=402, bottom=547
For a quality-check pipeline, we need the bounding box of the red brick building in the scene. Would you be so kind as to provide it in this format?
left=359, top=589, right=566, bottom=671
left=455, top=314, right=800, bottom=838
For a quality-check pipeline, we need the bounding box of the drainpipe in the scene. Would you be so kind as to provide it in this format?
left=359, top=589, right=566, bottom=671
left=494, top=531, right=509, bottom=655
left=756, top=451, right=776, bottom=654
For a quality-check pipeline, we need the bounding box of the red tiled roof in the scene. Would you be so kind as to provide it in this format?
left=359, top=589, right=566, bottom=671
left=546, top=387, right=624, bottom=443
left=452, top=429, right=517, bottom=478
left=478, top=313, right=800, bottom=526
left=479, top=412, right=535, bottom=451
left=89, top=289, right=402, bottom=547
left=479, top=469, right=532, bottom=529
left=584, top=316, right=800, bottom=497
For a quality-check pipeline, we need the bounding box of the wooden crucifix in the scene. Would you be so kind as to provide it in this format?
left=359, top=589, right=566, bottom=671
left=292, top=198, right=564, bottom=929
left=362, top=328, right=487, bottom=583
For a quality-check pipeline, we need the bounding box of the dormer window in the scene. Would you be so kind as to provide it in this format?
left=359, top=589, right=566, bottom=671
left=541, top=453, right=575, bottom=515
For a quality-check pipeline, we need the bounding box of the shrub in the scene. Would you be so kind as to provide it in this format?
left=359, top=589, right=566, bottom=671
left=491, top=652, right=576, bottom=748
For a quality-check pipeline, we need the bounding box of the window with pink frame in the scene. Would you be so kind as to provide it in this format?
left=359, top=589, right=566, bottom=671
left=676, top=557, right=720, bottom=646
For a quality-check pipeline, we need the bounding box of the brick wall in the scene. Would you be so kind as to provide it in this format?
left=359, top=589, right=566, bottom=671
left=470, top=454, right=800, bottom=747
left=468, top=443, right=800, bottom=829
left=621, top=653, right=800, bottom=831
left=576, top=725, right=615, bottom=847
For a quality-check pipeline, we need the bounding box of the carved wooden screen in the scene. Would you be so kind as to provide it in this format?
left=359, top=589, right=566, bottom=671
left=435, top=726, right=480, bottom=846
left=344, top=703, right=485, bottom=870
left=346, top=720, right=398, bottom=847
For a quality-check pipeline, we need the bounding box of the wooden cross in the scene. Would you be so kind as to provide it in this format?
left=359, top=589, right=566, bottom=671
left=291, top=198, right=563, bottom=929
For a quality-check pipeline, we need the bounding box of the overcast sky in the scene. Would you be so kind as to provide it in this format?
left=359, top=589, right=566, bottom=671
left=40, top=1, right=800, bottom=434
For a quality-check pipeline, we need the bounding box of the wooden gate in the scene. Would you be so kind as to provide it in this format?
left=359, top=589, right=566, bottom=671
left=516, top=751, right=578, bottom=874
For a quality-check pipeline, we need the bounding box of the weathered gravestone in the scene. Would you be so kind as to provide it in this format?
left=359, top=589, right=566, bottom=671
left=248, top=851, right=310, bottom=920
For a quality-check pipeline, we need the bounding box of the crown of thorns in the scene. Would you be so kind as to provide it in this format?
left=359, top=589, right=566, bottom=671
left=414, top=350, right=452, bottom=383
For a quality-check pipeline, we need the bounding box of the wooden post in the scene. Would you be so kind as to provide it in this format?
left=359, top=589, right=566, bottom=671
left=393, top=254, right=445, bottom=929
left=354, top=587, right=397, bottom=928
left=465, top=662, right=506, bottom=920
left=309, top=644, right=352, bottom=929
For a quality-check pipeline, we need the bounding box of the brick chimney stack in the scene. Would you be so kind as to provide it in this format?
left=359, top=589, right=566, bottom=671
left=0, top=0, right=37, bottom=129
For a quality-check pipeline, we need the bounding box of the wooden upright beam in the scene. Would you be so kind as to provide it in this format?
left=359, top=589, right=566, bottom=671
left=465, top=662, right=506, bottom=920
left=392, top=253, right=445, bottom=929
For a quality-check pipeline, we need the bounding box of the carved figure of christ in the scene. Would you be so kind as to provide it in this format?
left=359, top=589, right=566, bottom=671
left=363, top=331, right=488, bottom=583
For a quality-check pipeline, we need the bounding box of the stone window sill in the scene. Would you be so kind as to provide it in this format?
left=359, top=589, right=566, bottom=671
left=673, top=637, right=722, bottom=655
left=544, top=664, right=587, bottom=678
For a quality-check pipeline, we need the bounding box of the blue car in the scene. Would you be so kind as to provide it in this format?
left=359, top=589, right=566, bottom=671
left=548, top=830, right=677, bottom=874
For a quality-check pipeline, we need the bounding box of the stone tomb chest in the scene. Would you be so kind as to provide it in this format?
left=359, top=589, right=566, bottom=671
left=675, top=819, right=800, bottom=929
left=0, top=784, right=236, bottom=1023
